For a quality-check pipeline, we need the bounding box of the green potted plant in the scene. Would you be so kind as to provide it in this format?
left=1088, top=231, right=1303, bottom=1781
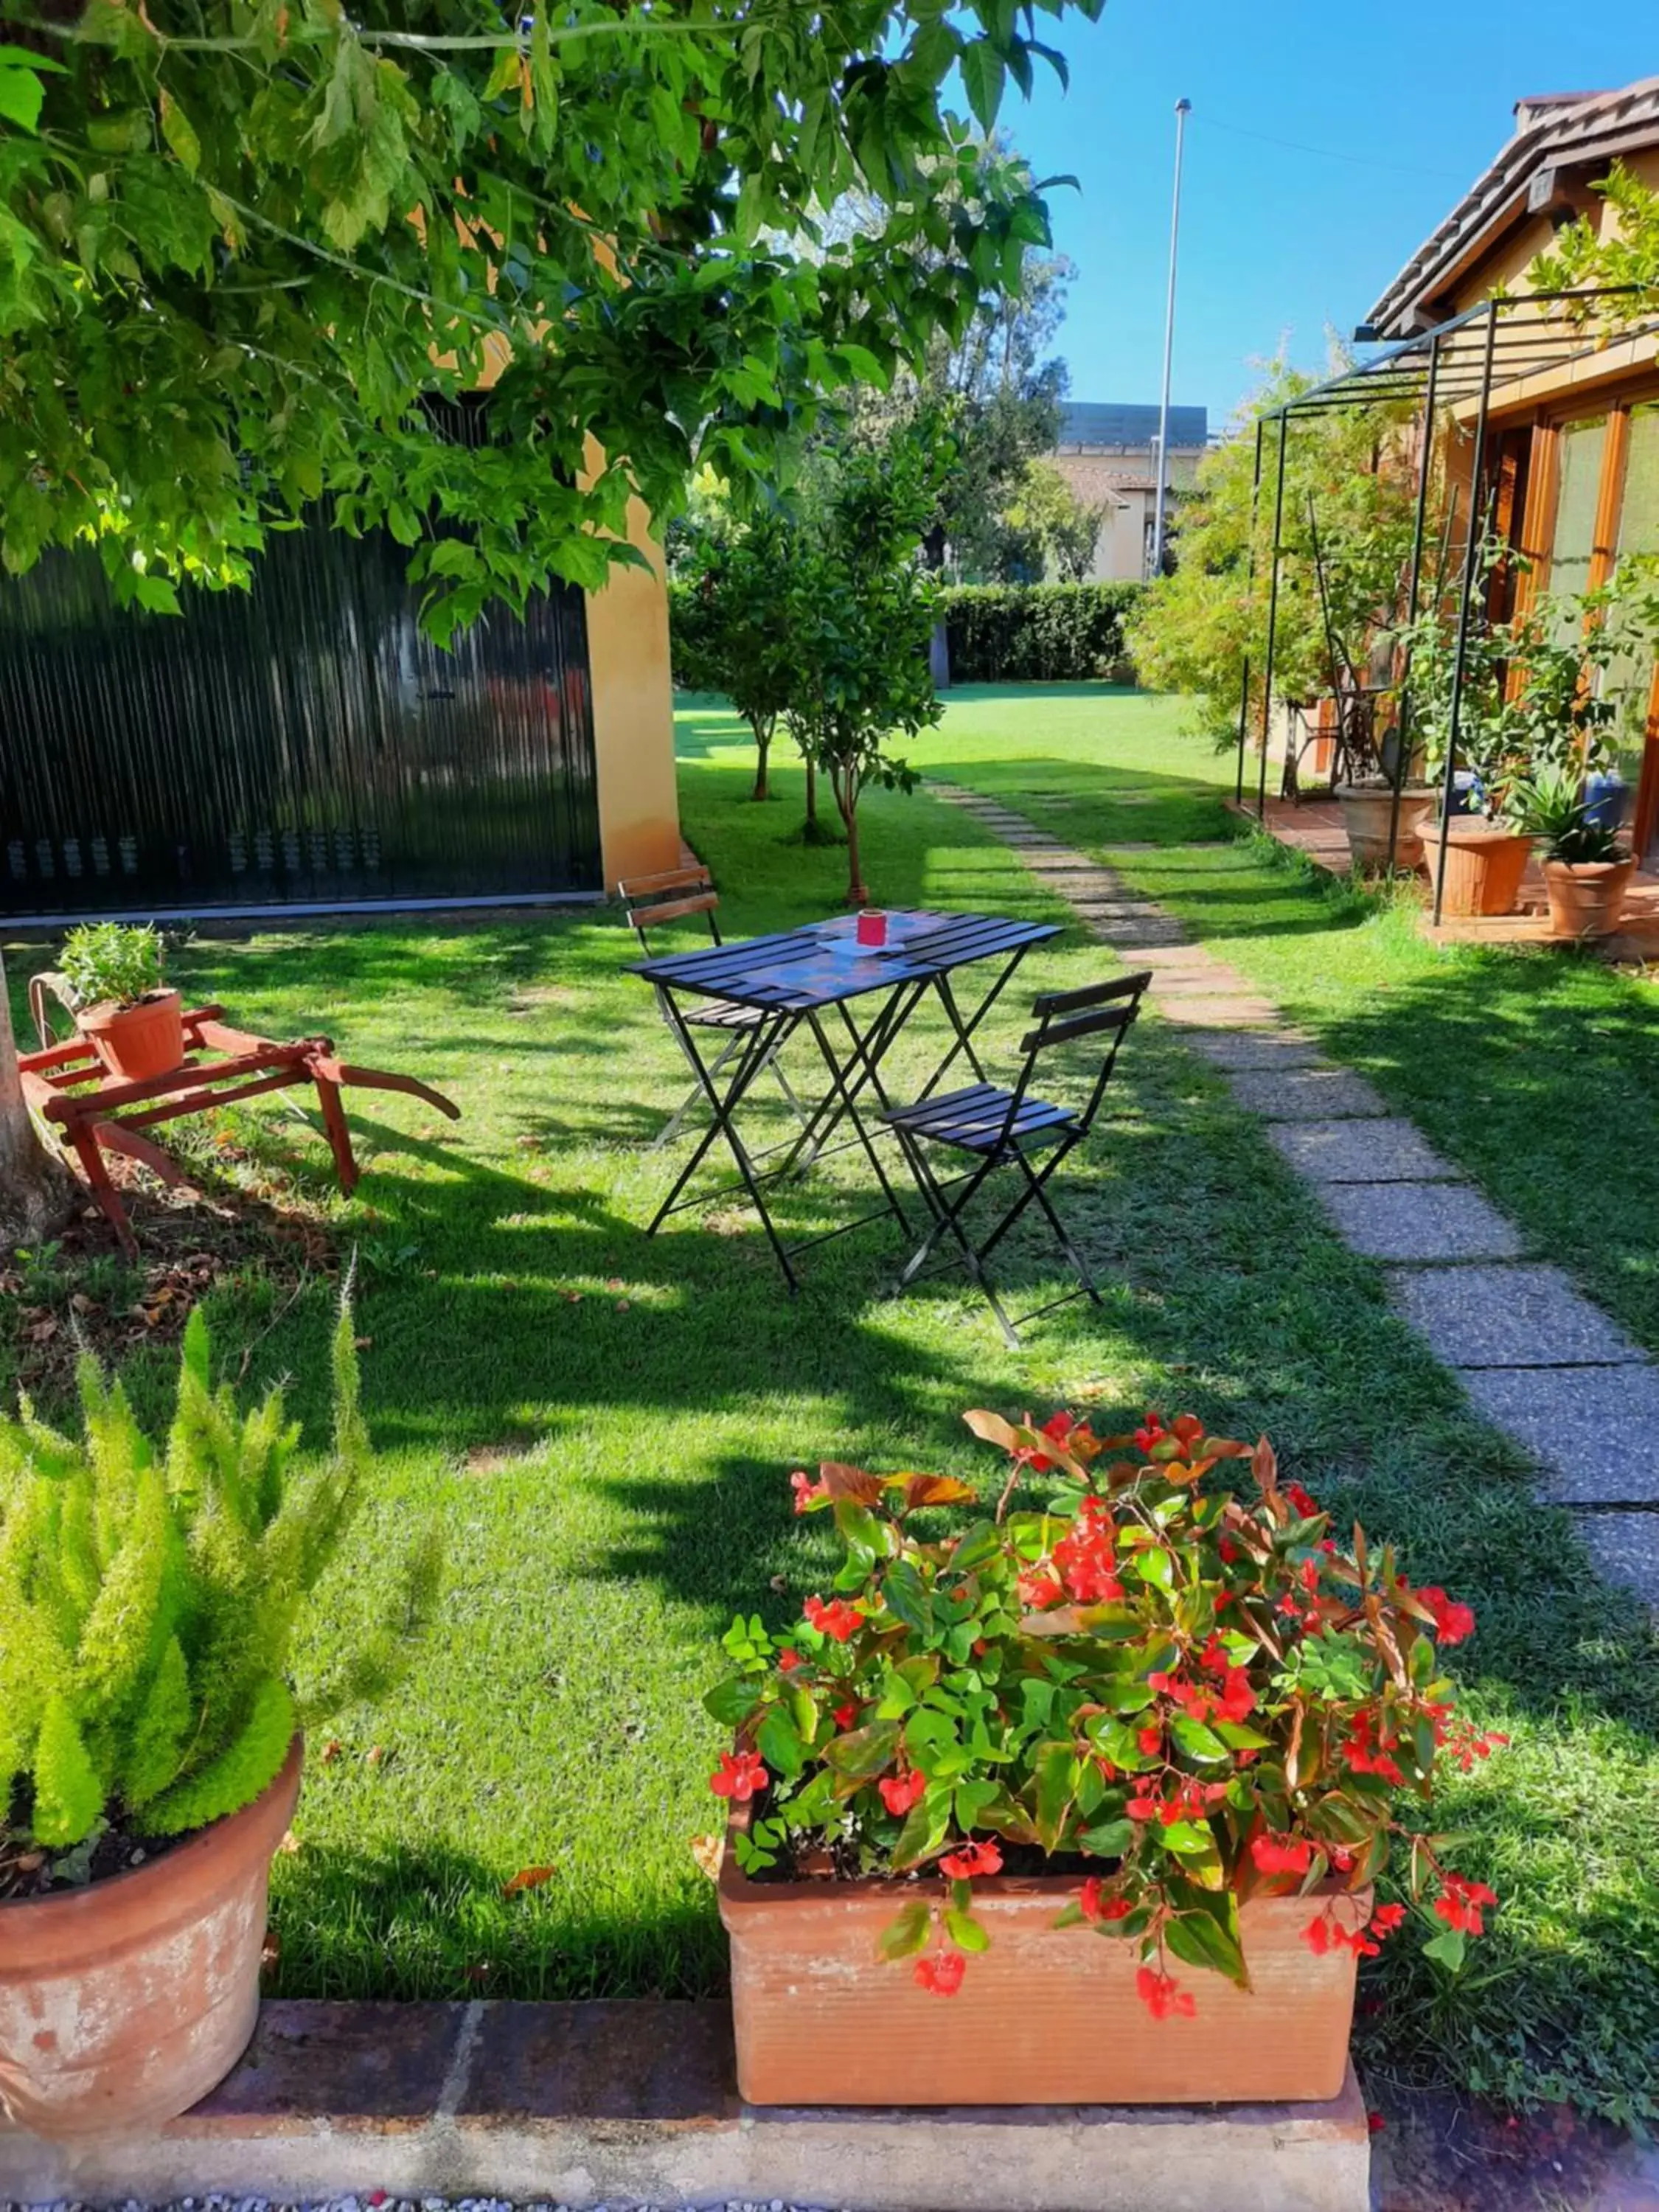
left=708, top=1410, right=1503, bottom=2107
left=58, top=922, right=184, bottom=1082
left=0, top=1301, right=438, bottom=2140
left=1515, top=765, right=1637, bottom=939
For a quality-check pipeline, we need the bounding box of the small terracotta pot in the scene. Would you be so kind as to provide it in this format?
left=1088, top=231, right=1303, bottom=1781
left=1334, top=784, right=1427, bottom=871
left=1417, top=816, right=1533, bottom=918
left=0, top=1734, right=301, bottom=2140
left=1543, top=856, right=1635, bottom=940
left=77, top=990, right=185, bottom=1083
left=719, top=1812, right=1367, bottom=2106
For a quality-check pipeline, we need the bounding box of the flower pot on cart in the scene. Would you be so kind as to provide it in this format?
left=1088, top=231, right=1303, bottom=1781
left=77, top=989, right=186, bottom=1082
left=718, top=1818, right=1366, bottom=2107
left=1543, top=857, right=1636, bottom=941
left=1417, top=816, right=1532, bottom=918
left=0, top=1737, right=302, bottom=2140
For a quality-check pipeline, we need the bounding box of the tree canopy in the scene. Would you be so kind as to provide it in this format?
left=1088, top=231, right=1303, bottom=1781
left=0, top=0, right=1099, bottom=642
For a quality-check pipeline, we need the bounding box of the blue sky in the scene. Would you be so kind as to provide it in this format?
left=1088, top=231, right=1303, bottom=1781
left=1010, top=0, right=1656, bottom=429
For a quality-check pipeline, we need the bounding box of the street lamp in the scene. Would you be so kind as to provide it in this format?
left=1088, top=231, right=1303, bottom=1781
left=1151, top=96, right=1191, bottom=580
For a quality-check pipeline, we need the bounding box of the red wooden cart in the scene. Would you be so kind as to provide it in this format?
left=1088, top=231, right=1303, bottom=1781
left=18, top=994, right=462, bottom=1256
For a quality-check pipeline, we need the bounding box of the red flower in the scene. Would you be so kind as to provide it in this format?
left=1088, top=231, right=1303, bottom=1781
left=1171, top=1413, right=1205, bottom=1449
left=1369, top=1903, right=1407, bottom=1939
left=1217, top=1667, right=1256, bottom=1722
left=1126, top=1793, right=1161, bottom=1823
left=1217, top=1536, right=1241, bottom=1564
left=803, top=1593, right=861, bottom=1643
left=777, top=1647, right=802, bottom=1672
left=1433, top=1875, right=1498, bottom=1936
left=1368, top=2112, right=1386, bottom=2136
left=1039, top=1411, right=1074, bottom=1448
left=914, top=1950, right=967, bottom=1996
left=1301, top=1913, right=1332, bottom=1956
left=833, top=1700, right=858, bottom=1729
left=1018, top=1565, right=1067, bottom=1610
left=1251, top=1832, right=1313, bottom=1877
left=709, top=1750, right=768, bottom=1803
left=939, top=1839, right=1004, bottom=1881
left=1417, top=1586, right=1476, bottom=1648
left=1135, top=1964, right=1195, bottom=2020
left=1284, top=1481, right=1320, bottom=1517
left=1134, top=1419, right=1167, bottom=1453
left=790, top=1470, right=830, bottom=1514
left=1137, top=1725, right=1163, bottom=1756
left=879, top=1769, right=928, bottom=1817
left=1079, top=1877, right=1132, bottom=1924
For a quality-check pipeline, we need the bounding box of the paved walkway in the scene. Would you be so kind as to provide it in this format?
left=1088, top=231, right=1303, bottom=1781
left=931, top=780, right=1659, bottom=1610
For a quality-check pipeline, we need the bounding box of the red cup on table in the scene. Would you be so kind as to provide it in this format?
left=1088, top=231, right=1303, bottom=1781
left=856, top=911, right=888, bottom=948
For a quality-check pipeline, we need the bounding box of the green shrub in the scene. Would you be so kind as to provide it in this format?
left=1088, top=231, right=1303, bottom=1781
left=0, top=1301, right=439, bottom=1850
left=939, top=582, right=1145, bottom=684
left=59, top=922, right=165, bottom=1011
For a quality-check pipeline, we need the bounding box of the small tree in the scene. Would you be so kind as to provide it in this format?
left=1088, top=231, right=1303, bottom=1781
left=1003, top=458, right=1107, bottom=582
left=677, top=509, right=799, bottom=800
left=785, top=424, right=952, bottom=904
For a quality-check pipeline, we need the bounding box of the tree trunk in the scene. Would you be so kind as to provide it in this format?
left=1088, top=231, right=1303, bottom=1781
left=0, top=949, right=77, bottom=1251
left=751, top=714, right=773, bottom=801
left=834, top=770, right=866, bottom=906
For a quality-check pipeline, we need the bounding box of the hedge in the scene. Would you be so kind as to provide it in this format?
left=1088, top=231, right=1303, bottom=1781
left=939, top=582, right=1145, bottom=684
left=668, top=577, right=1146, bottom=692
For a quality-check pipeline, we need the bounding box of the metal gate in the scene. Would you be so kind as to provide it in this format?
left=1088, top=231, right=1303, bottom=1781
left=0, top=521, right=602, bottom=919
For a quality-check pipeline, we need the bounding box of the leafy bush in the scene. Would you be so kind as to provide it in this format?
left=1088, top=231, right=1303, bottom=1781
left=0, top=1301, right=439, bottom=1851
left=59, top=923, right=165, bottom=1012
left=708, top=1408, right=1503, bottom=2015
left=940, top=582, right=1144, bottom=684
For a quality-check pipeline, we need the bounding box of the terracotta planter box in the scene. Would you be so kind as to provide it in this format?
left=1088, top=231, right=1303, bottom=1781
left=1543, top=856, right=1635, bottom=941
left=78, top=990, right=186, bottom=1083
left=1417, top=817, right=1533, bottom=918
left=719, top=1828, right=1366, bottom=2107
left=0, top=1735, right=301, bottom=2140
left=1334, top=785, right=1427, bottom=872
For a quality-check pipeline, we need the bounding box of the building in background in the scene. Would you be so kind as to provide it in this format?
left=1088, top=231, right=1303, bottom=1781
left=1046, top=401, right=1210, bottom=581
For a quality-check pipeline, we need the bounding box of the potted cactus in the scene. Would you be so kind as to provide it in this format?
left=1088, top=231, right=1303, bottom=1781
left=0, top=1301, right=438, bottom=2140
left=58, top=922, right=185, bottom=1082
left=707, top=1410, right=1503, bottom=2107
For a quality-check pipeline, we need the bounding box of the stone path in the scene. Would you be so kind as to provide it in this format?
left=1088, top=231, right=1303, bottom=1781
left=931, top=781, right=1659, bottom=1609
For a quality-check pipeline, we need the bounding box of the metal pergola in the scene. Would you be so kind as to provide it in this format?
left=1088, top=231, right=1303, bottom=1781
left=1231, top=286, right=1659, bottom=923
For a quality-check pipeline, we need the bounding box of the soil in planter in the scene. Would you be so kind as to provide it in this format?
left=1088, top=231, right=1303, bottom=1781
left=0, top=1808, right=188, bottom=1904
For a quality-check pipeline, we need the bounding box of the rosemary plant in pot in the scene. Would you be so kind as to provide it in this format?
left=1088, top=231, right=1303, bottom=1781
left=58, top=922, right=184, bottom=1083
left=708, top=1410, right=1503, bottom=2107
left=0, top=1301, right=439, bottom=2140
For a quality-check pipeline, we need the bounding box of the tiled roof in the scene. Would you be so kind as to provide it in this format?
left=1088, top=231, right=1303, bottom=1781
left=1367, top=76, right=1659, bottom=337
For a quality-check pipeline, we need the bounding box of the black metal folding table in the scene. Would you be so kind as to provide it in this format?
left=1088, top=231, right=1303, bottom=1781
left=629, top=908, right=1060, bottom=1288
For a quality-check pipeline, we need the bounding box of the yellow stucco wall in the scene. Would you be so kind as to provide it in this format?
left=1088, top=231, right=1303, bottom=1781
left=583, top=467, right=684, bottom=893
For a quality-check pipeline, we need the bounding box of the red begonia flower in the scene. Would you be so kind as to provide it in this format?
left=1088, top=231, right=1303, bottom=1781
left=1433, top=1875, right=1498, bottom=1936
left=879, top=1769, right=928, bottom=1817
left=832, top=1700, right=859, bottom=1729
left=1417, top=1585, right=1477, bottom=1647
left=1284, top=1481, right=1319, bottom=1517
left=1133, top=1419, right=1166, bottom=1452
left=1251, top=1832, right=1314, bottom=1877
left=777, top=1647, right=802, bottom=1672
left=914, top=1950, right=967, bottom=1996
left=790, top=1470, right=832, bottom=1514
left=1369, top=1903, right=1407, bottom=1938
left=939, top=1839, right=1004, bottom=1881
left=709, top=1750, right=768, bottom=1802
left=1135, top=1964, right=1195, bottom=2019
left=1136, top=1725, right=1163, bottom=1756
left=803, top=1593, right=861, bottom=1642
left=1172, top=1413, right=1205, bottom=1448
left=1080, top=1877, right=1132, bottom=1924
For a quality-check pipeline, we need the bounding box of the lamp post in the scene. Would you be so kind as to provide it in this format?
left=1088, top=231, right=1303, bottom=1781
left=1151, top=95, right=1192, bottom=580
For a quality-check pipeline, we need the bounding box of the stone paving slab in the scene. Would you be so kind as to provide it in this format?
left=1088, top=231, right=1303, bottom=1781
left=1313, top=1182, right=1526, bottom=1261
left=1228, top=1068, right=1390, bottom=1121
left=1155, top=995, right=1284, bottom=1027
left=1573, top=1510, right=1659, bottom=1609
left=1385, top=1265, right=1647, bottom=1369
left=1267, top=1119, right=1458, bottom=1184
left=0, top=2000, right=1371, bottom=2212
left=1181, top=1029, right=1326, bottom=1071
left=1459, top=1366, right=1659, bottom=1503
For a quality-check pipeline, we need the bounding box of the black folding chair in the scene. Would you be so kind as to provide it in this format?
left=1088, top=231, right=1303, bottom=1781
left=881, top=971, right=1152, bottom=1346
left=621, top=866, right=807, bottom=1150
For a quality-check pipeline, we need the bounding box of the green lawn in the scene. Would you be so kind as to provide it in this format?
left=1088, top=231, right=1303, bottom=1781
left=2, top=689, right=1656, bottom=2127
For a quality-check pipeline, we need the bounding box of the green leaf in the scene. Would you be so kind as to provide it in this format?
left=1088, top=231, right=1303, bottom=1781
left=1078, top=1817, right=1134, bottom=1857
left=877, top=1899, right=932, bottom=1961
left=703, top=1677, right=762, bottom=1728
left=823, top=1719, right=902, bottom=1785
left=757, top=1704, right=807, bottom=1780
left=0, top=63, right=46, bottom=132
left=1134, top=1547, right=1175, bottom=1591
left=959, top=37, right=1006, bottom=129
left=1170, top=1714, right=1230, bottom=1764
left=1034, top=1739, right=1077, bottom=1852
left=945, top=1905, right=990, bottom=1952
left=1422, top=1927, right=1467, bottom=1973
left=0, top=43, right=65, bottom=72
left=159, top=88, right=202, bottom=174
left=1164, top=1901, right=1250, bottom=1989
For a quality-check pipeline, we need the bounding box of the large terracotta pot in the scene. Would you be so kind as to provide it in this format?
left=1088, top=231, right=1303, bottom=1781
left=1417, top=816, right=1534, bottom=918
left=77, top=990, right=185, bottom=1083
left=719, top=1825, right=1366, bottom=2107
left=0, top=1734, right=301, bottom=2140
left=1543, top=857, right=1636, bottom=940
left=1334, top=784, right=1429, bottom=871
